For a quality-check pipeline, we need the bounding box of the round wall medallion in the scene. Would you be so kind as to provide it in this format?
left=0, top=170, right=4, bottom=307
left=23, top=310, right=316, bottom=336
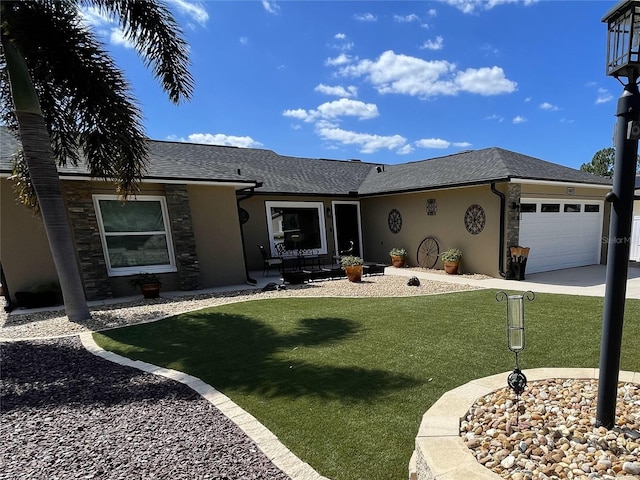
left=388, top=209, right=402, bottom=234
left=464, top=204, right=486, bottom=234
left=426, top=199, right=437, bottom=216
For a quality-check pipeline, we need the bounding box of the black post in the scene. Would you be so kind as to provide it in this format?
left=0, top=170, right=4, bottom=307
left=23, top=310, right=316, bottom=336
left=596, top=80, right=640, bottom=428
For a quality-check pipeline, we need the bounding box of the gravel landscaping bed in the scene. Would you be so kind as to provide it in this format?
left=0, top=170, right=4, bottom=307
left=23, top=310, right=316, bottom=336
left=1, top=336, right=292, bottom=480
left=461, top=378, right=640, bottom=479
left=0, top=274, right=481, bottom=340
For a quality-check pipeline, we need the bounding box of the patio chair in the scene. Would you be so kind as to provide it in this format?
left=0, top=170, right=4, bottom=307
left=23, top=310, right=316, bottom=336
left=258, top=245, right=283, bottom=276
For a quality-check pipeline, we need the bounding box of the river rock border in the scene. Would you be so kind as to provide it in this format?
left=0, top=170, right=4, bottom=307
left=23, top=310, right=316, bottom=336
left=409, top=368, right=640, bottom=480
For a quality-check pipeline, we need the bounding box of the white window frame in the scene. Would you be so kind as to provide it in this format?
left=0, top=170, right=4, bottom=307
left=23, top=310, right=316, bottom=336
left=265, top=201, right=328, bottom=256
left=93, top=194, right=177, bottom=277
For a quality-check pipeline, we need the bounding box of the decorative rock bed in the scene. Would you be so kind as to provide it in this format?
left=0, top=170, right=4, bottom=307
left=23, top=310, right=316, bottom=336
left=410, top=369, right=640, bottom=480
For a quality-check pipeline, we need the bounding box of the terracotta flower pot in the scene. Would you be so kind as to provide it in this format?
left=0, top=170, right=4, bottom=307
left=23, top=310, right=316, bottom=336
left=444, top=261, right=459, bottom=275
left=391, top=255, right=405, bottom=268
left=344, top=265, right=363, bottom=282
left=141, top=284, right=161, bottom=299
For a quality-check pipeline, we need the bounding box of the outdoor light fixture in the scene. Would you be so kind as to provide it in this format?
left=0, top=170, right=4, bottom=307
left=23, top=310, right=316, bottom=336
left=597, top=1, right=640, bottom=429
left=497, top=291, right=534, bottom=396
left=604, top=0, right=640, bottom=80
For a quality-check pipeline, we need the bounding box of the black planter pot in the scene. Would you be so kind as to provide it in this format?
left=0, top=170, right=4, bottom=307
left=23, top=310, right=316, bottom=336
left=15, top=291, right=60, bottom=309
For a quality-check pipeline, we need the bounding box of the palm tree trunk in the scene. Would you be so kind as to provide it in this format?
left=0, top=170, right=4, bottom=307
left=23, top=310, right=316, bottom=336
left=2, top=35, right=90, bottom=322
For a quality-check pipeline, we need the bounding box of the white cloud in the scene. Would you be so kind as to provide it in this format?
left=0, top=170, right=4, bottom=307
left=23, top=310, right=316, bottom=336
left=485, top=114, right=504, bottom=122
left=415, top=139, right=471, bottom=149
left=239, top=36, right=248, bottom=45
left=394, top=14, right=420, bottom=23
left=335, top=33, right=346, bottom=40
left=316, top=125, right=407, bottom=154
left=167, top=0, right=209, bottom=25
left=282, top=108, right=313, bottom=122
left=317, top=99, right=378, bottom=119
left=439, top=0, right=538, bottom=15
left=455, top=66, right=517, bottom=95
left=170, top=133, right=263, bottom=148
left=109, top=28, right=134, bottom=48
left=397, top=144, right=414, bottom=155
left=354, top=13, right=377, bottom=22
left=540, top=102, right=559, bottom=111
left=512, top=116, right=527, bottom=124
left=420, top=36, right=444, bottom=51
left=284, top=99, right=379, bottom=123
left=416, top=138, right=451, bottom=149
left=427, top=9, right=438, bottom=16
left=315, top=84, right=358, bottom=98
left=262, top=0, right=280, bottom=14
left=596, top=88, right=613, bottom=104
left=325, top=53, right=354, bottom=67
left=338, top=50, right=516, bottom=98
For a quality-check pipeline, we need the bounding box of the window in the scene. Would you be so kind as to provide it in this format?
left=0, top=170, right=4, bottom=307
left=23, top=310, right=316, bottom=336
left=541, top=203, right=560, bottom=213
left=564, top=204, right=581, bottom=213
left=585, top=204, right=600, bottom=213
left=520, top=203, right=537, bottom=213
left=265, top=201, right=327, bottom=255
left=93, top=195, right=176, bottom=276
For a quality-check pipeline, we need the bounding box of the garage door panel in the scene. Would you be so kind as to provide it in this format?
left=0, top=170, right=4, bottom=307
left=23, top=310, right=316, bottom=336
left=519, top=199, right=603, bottom=274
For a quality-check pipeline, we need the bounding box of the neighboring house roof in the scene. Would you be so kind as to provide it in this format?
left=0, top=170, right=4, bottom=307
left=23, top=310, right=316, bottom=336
left=0, top=127, right=611, bottom=197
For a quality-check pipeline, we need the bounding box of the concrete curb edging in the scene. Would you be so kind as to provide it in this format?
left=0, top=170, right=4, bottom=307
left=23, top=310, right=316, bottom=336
left=409, top=368, right=640, bottom=480
left=79, top=332, right=330, bottom=480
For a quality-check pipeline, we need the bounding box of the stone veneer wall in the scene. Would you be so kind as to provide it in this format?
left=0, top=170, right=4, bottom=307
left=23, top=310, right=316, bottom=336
left=63, top=182, right=113, bottom=301
left=505, top=183, right=522, bottom=273
left=165, top=184, right=200, bottom=291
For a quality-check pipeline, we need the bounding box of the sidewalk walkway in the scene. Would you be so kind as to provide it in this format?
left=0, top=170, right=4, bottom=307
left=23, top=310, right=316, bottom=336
left=387, top=263, right=640, bottom=299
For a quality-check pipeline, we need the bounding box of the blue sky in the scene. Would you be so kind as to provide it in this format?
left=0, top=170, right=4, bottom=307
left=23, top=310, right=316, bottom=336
left=84, top=0, right=620, bottom=170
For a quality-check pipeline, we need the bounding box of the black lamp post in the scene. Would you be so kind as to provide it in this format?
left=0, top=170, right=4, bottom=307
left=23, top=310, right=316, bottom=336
left=598, top=0, right=640, bottom=429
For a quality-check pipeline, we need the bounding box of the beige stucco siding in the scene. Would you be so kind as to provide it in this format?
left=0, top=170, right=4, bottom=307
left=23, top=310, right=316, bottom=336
left=360, top=184, right=503, bottom=276
left=0, top=178, right=58, bottom=298
left=188, top=185, right=246, bottom=287
left=519, top=183, right=608, bottom=200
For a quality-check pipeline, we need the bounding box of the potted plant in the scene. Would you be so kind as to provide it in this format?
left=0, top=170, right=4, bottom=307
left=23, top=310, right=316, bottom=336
left=15, top=281, right=62, bottom=309
left=440, top=248, right=462, bottom=274
left=129, top=272, right=162, bottom=299
left=389, top=247, right=407, bottom=268
left=340, top=255, right=364, bottom=282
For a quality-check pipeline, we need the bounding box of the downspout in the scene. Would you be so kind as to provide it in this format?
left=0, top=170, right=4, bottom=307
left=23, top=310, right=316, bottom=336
left=490, top=183, right=508, bottom=278
left=237, top=183, right=262, bottom=285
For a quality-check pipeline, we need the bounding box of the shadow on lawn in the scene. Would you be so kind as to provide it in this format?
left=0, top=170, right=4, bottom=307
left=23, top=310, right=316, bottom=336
left=100, top=312, right=422, bottom=402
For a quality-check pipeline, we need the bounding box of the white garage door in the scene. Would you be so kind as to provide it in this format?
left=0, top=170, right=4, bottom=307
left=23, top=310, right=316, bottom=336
left=518, top=199, right=603, bottom=274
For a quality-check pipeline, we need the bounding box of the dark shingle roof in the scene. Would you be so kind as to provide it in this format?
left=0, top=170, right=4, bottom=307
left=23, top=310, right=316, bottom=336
left=357, top=148, right=611, bottom=195
left=0, top=127, right=610, bottom=196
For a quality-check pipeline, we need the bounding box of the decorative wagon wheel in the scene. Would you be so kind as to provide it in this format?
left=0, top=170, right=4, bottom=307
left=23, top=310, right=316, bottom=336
left=416, top=236, right=440, bottom=269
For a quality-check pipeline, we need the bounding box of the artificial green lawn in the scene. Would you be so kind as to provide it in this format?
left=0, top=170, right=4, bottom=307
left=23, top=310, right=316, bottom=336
left=94, top=290, right=640, bottom=480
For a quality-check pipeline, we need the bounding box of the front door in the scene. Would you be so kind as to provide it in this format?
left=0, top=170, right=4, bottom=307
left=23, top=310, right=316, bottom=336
left=332, top=201, right=362, bottom=257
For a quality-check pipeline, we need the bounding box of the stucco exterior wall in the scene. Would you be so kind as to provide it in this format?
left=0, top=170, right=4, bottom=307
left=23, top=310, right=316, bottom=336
left=188, top=185, right=247, bottom=287
left=360, top=184, right=504, bottom=277
left=0, top=178, right=58, bottom=301
left=519, top=183, right=608, bottom=200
